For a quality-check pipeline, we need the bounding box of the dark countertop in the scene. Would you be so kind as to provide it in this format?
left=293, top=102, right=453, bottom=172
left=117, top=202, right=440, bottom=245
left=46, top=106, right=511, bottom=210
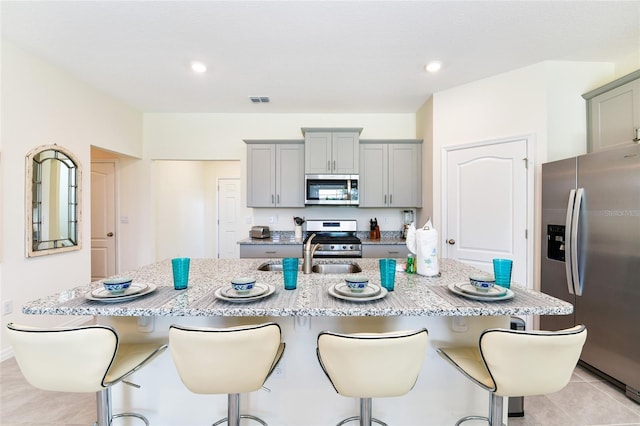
left=238, top=231, right=408, bottom=245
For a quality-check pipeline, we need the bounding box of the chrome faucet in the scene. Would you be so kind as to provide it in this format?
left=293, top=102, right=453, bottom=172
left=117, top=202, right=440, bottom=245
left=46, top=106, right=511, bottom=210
left=302, top=233, right=320, bottom=274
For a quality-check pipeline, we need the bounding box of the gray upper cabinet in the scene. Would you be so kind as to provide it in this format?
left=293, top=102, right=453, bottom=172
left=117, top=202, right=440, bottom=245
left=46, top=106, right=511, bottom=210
left=245, top=141, right=305, bottom=208
left=584, top=70, right=640, bottom=152
left=302, top=128, right=362, bottom=174
left=359, top=140, right=422, bottom=208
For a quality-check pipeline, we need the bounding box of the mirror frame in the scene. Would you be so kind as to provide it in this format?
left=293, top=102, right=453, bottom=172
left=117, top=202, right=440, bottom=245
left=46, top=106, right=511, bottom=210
left=25, top=144, right=82, bottom=257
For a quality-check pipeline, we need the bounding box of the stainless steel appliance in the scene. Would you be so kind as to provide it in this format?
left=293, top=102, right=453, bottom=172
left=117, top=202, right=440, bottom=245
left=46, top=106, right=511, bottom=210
left=250, top=226, right=270, bottom=239
left=401, top=209, right=414, bottom=239
left=540, top=144, right=640, bottom=403
left=304, top=219, right=362, bottom=257
left=305, top=175, right=359, bottom=206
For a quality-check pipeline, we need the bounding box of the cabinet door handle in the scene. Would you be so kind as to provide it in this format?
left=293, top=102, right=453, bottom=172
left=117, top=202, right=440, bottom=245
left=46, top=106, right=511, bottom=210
left=634, top=128, right=640, bottom=142
left=265, top=251, right=277, bottom=254
left=388, top=251, right=400, bottom=254
left=333, top=160, right=336, bottom=171
left=271, top=194, right=275, bottom=204
left=384, top=194, right=387, bottom=204
left=277, top=194, right=280, bottom=204
left=447, top=239, right=456, bottom=245
left=389, top=194, right=393, bottom=204
left=107, top=232, right=114, bottom=237
left=327, top=161, right=331, bottom=172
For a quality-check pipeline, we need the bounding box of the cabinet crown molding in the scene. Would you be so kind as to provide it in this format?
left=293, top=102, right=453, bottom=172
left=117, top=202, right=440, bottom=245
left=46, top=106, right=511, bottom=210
left=301, top=127, right=363, bottom=135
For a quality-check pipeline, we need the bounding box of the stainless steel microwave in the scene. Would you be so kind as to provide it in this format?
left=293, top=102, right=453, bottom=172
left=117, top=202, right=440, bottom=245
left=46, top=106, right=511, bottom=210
left=305, top=175, right=359, bottom=206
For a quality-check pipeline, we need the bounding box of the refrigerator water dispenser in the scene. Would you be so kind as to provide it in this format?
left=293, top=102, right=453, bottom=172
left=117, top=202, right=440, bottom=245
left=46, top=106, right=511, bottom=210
left=546, top=225, right=566, bottom=262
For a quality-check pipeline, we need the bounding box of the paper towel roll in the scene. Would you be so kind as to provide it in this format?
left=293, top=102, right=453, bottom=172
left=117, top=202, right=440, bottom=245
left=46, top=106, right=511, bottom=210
left=415, top=219, right=439, bottom=277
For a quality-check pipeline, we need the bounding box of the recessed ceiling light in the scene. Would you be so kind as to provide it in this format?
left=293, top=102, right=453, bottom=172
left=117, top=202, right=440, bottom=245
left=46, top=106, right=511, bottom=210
left=425, top=61, right=442, bottom=73
left=191, top=61, right=207, bottom=73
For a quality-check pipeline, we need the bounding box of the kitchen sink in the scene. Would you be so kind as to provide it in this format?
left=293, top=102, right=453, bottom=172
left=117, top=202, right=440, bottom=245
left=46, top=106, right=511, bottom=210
left=256, top=262, right=361, bottom=274
left=312, top=263, right=361, bottom=274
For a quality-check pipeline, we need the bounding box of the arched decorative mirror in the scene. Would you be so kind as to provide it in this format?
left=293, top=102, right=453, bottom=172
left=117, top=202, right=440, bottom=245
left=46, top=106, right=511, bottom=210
left=25, top=144, right=82, bottom=257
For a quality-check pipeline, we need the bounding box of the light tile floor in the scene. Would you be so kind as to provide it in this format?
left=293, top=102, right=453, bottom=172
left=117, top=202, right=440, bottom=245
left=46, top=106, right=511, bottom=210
left=1, top=357, right=639, bottom=426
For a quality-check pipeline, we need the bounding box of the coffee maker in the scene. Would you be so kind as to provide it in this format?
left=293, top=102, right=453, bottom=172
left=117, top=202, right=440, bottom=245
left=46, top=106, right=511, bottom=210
left=401, top=210, right=414, bottom=239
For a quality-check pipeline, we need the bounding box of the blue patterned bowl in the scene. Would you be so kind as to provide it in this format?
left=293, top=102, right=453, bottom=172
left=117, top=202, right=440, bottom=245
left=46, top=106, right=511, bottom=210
left=469, top=274, right=495, bottom=292
left=231, top=277, right=256, bottom=294
left=345, top=275, right=369, bottom=293
left=103, top=278, right=132, bottom=295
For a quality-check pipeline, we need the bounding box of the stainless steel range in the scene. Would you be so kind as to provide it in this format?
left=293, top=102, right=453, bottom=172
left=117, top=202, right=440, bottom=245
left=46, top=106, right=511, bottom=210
left=304, top=219, right=362, bottom=258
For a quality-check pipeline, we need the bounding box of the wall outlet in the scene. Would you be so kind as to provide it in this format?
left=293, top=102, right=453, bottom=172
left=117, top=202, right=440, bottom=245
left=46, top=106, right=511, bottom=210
left=451, top=316, right=468, bottom=333
left=2, top=300, right=13, bottom=316
left=272, top=360, right=285, bottom=378
left=137, top=316, right=154, bottom=333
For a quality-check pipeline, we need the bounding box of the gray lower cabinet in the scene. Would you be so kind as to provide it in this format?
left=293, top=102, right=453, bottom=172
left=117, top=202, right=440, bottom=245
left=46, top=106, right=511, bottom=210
left=245, top=141, right=304, bottom=207
left=240, top=244, right=302, bottom=259
left=584, top=71, right=640, bottom=152
left=362, top=244, right=410, bottom=258
left=359, top=141, right=422, bottom=207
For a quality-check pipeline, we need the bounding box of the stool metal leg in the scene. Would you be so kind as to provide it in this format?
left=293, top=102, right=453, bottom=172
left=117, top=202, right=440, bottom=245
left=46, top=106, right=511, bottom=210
left=95, top=388, right=149, bottom=426
left=489, top=393, right=504, bottom=426
left=335, top=398, right=387, bottom=426
left=360, top=398, right=372, bottom=426
left=454, top=393, right=505, bottom=426
left=211, top=393, right=268, bottom=426
left=96, top=389, right=111, bottom=426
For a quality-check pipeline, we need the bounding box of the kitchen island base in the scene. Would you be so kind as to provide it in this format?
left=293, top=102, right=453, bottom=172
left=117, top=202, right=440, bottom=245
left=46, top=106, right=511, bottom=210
left=102, top=315, right=510, bottom=426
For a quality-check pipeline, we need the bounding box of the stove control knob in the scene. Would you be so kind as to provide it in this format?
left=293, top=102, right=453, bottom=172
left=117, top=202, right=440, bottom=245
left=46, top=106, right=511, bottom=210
left=330, top=245, right=336, bottom=250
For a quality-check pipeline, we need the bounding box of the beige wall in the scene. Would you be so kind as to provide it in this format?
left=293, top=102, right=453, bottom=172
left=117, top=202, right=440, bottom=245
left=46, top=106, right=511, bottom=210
left=0, top=41, right=143, bottom=358
left=416, top=60, right=614, bottom=292
left=144, top=113, right=419, bottom=239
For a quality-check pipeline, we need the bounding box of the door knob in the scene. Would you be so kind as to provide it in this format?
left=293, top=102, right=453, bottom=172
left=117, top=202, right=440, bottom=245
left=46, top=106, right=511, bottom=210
left=447, top=239, right=455, bottom=245
left=107, top=232, right=114, bottom=237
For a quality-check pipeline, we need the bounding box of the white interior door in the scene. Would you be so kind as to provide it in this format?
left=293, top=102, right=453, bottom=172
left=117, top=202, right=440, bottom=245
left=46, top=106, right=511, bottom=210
left=91, top=162, right=116, bottom=281
left=217, top=178, right=241, bottom=259
left=444, top=138, right=529, bottom=286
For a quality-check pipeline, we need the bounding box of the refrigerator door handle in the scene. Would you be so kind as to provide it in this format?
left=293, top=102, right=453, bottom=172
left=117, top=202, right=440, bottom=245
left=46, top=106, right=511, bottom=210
left=571, top=188, right=584, bottom=296
left=565, top=189, right=577, bottom=295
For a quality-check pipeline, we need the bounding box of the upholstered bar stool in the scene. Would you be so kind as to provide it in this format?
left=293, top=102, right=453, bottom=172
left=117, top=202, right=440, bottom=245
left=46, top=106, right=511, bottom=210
left=6, top=323, right=168, bottom=426
left=169, top=322, right=285, bottom=426
left=437, top=324, right=587, bottom=426
left=316, top=328, right=429, bottom=426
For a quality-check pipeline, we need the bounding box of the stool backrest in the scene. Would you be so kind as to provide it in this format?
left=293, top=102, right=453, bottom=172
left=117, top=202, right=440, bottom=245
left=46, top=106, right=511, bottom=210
left=169, top=322, right=282, bottom=394
left=479, top=324, right=587, bottom=397
left=317, top=328, right=429, bottom=398
left=6, top=323, right=118, bottom=392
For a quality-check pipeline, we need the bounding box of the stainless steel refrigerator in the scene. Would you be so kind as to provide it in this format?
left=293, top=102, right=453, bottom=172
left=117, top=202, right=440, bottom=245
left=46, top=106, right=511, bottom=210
left=541, top=144, right=640, bottom=403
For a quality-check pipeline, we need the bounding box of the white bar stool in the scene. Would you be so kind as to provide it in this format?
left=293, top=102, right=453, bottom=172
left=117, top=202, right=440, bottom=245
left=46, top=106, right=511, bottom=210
left=316, top=328, right=429, bottom=426
left=169, top=322, right=285, bottom=426
left=437, top=324, right=587, bottom=426
left=6, top=323, right=168, bottom=426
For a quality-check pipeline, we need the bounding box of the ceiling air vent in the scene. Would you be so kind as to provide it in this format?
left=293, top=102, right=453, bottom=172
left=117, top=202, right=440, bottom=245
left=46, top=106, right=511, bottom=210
left=249, top=96, right=270, bottom=103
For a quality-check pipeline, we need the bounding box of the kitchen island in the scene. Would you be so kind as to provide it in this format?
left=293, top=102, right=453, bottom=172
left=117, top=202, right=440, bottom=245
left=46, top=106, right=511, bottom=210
left=22, top=258, right=572, bottom=425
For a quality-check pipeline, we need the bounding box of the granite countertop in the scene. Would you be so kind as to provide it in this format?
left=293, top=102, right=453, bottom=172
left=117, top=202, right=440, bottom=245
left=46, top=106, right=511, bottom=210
left=23, top=258, right=573, bottom=318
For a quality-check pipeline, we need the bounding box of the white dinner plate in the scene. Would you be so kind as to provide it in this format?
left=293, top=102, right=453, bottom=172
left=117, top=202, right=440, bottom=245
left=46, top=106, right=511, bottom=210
left=220, top=283, right=270, bottom=299
left=90, top=282, right=148, bottom=299
left=333, top=282, right=382, bottom=298
left=455, top=282, right=508, bottom=297
left=215, top=284, right=275, bottom=303
left=86, top=284, right=156, bottom=302
left=328, top=283, right=388, bottom=302
left=447, top=282, right=514, bottom=302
